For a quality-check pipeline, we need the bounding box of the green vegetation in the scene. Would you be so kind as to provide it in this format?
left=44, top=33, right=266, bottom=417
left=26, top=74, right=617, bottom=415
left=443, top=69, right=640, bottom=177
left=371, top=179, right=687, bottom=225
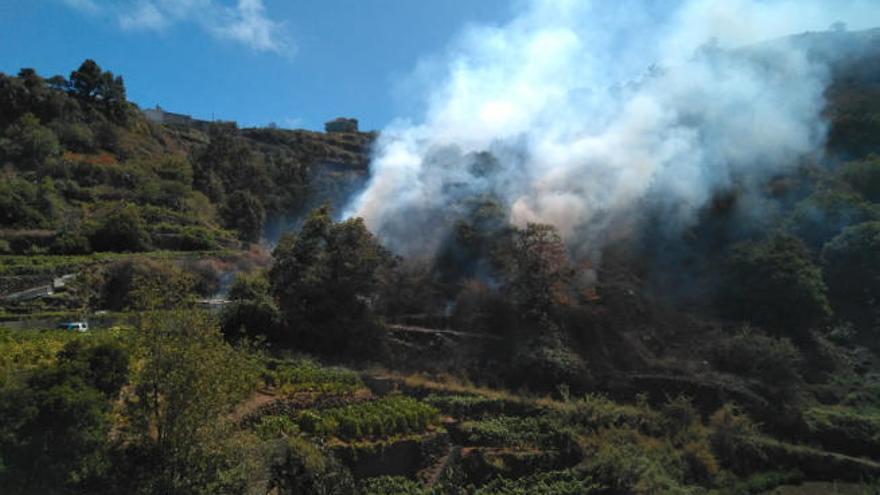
left=266, top=358, right=364, bottom=396
left=718, top=234, right=831, bottom=338
left=3, top=40, right=880, bottom=493
left=269, top=205, right=392, bottom=354
left=296, top=395, right=439, bottom=440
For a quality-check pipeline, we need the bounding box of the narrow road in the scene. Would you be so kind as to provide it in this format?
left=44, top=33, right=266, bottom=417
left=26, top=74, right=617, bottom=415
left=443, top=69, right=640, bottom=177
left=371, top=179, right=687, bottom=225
left=387, top=324, right=503, bottom=340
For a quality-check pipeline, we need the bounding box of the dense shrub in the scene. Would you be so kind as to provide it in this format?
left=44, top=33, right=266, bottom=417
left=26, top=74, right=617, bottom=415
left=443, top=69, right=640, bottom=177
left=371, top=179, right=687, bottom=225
left=87, top=258, right=195, bottom=311
left=51, top=226, right=92, bottom=254
left=221, top=271, right=285, bottom=343
left=266, top=435, right=356, bottom=494
left=822, top=221, right=880, bottom=306
left=788, top=189, right=879, bottom=249
left=0, top=338, right=129, bottom=493
left=718, top=234, right=831, bottom=337
left=52, top=121, right=95, bottom=152
left=0, top=112, right=61, bottom=168
left=270, top=206, right=392, bottom=353
left=580, top=427, right=695, bottom=494
left=222, top=190, right=266, bottom=243
left=803, top=406, right=880, bottom=458
left=709, top=404, right=765, bottom=474
left=89, top=203, right=151, bottom=252
left=840, top=154, right=880, bottom=202
left=710, top=328, right=803, bottom=389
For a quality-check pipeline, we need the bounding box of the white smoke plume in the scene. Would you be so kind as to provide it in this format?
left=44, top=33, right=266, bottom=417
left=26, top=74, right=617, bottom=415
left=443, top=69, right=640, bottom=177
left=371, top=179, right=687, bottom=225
left=345, top=0, right=880, bottom=258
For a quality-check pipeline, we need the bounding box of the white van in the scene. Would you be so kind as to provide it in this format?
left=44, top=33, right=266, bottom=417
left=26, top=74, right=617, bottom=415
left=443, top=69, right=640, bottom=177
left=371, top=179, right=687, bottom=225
left=57, top=321, right=89, bottom=332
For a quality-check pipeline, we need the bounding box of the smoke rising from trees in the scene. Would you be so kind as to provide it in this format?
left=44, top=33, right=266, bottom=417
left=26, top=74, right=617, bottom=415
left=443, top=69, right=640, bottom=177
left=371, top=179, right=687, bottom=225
left=345, top=0, right=880, bottom=259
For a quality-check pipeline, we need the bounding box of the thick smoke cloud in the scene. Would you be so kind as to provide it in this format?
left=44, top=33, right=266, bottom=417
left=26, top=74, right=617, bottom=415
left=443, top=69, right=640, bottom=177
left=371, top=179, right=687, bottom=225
left=345, top=0, right=880, bottom=258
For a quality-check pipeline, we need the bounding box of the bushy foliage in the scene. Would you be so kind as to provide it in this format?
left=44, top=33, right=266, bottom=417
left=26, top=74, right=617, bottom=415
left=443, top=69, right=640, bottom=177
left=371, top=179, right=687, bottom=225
left=85, top=258, right=196, bottom=311
left=788, top=189, right=879, bottom=249
left=89, top=203, right=152, bottom=252
left=0, top=338, right=129, bottom=493
left=710, top=327, right=804, bottom=390
left=0, top=174, right=51, bottom=228
left=473, top=469, right=602, bottom=495
left=295, top=395, right=438, bottom=440
left=580, top=427, right=698, bottom=495
left=221, top=271, right=284, bottom=343
left=118, top=310, right=260, bottom=494
left=266, top=435, right=356, bottom=495
left=840, top=154, right=880, bottom=202
left=0, top=112, right=60, bottom=168
left=803, top=406, right=880, bottom=458
left=708, top=404, right=765, bottom=474
left=822, top=221, right=880, bottom=307
left=502, top=223, right=575, bottom=321
left=270, top=205, right=391, bottom=353
left=718, top=234, right=831, bottom=337
left=222, top=190, right=266, bottom=243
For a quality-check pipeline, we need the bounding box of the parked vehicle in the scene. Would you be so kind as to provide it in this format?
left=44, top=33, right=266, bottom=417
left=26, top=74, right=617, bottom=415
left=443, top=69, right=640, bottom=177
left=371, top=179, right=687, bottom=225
left=57, top=321, right=89, bottom=332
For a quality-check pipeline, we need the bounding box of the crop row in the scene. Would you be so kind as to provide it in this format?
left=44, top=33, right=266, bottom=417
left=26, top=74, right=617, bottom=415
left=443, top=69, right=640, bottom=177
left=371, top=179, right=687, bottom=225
left=296, top=395, right=439, bottom=440
left=266, top=358, right=364, bottom=395
left=458, top=415, right=574, bottom=450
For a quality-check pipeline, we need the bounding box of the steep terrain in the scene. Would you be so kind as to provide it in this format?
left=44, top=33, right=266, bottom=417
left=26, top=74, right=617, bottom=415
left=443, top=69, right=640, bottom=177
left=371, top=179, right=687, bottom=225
left=3, top=28, right=880, bottom=494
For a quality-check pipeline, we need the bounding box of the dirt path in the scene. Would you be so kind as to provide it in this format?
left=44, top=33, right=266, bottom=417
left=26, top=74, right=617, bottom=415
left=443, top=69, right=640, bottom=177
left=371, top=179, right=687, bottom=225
left=230, top=389, right=278, bottom=422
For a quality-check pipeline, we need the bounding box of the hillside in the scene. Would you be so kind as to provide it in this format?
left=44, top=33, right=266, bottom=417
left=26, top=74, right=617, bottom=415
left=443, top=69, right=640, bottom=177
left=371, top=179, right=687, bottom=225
left=3, top=27, right=880, bottom=495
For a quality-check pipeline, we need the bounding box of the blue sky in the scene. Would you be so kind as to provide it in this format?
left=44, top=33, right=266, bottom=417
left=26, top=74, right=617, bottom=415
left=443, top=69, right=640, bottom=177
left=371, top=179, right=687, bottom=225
left=0, top=0, right=514, bottom=130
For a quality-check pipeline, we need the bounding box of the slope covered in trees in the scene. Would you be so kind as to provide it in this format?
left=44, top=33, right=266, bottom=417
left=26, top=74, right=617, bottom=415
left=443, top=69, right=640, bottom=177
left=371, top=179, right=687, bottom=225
left=3, top=29, right=880, bottom=494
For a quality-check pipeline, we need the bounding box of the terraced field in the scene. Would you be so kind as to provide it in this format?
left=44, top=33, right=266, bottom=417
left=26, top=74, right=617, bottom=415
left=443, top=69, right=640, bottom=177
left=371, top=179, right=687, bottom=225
left=228, top=363, right=880, bottom=494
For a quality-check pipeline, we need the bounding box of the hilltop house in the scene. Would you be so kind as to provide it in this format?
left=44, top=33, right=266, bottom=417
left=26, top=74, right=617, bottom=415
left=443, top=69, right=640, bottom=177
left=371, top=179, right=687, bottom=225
left=143, top=105, right=196, bottom=126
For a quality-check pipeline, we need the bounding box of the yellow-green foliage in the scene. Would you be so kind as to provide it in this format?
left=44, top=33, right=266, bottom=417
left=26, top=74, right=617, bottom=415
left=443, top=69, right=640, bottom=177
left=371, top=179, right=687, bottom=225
left=805, top=406, right=880, bottom=440
left=296, top=395, right=438, bottom=440
left=472, top=469, right=603, bottom=495
left=424, top=393, right=541, bottom=418
left=553, top=393, right=661, bottom=433
left=0, top=329, right=72, bottom=380
left=267, top=358, right=364, bottom=396
left=581, top=427, right=700, bottom=495
left=458, top=415, right=575, bottom=450
left=254, top=414, right=299, bottom=440
left=709, top=403, right=765, bottom=474
left=0, top=327, right=129, bottom=383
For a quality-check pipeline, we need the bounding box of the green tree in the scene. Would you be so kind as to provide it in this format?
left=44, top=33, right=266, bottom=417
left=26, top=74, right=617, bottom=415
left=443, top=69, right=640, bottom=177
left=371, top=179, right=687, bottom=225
left=0, top=112, right=60, bottom=169
left=89, top=203, right=151, bottom=252
left=68, top=59, right=128, bottom=123
left=719, top=234, right=831, bottom=338
left=0, top=175, right=46, bottom=227
left=69, top=59, right=103, bottom=99
left=503, top=223, right=574, bottom=322
left=0, top=339, right=128, bottom=494
left=840, top=155, right=880, bottom=203
left=92, top=258, right=195, bottom=311
left=221, top=272, right=283, bottom=344
left=269, top=206, right=391, bottom=352
left=222, top=190, right=266, bottom=243
left=822, top=221, right=880, bottom=310
left=120, top=310, right=259, bottom=494
left=788, top=189, right=879, bottom=249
